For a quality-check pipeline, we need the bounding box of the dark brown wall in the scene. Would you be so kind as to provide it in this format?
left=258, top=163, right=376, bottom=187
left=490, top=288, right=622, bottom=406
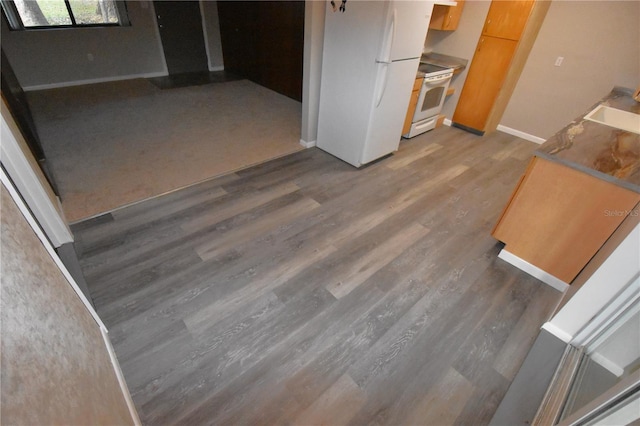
left=1, top=48, right=44, bottom=160
left=2, top=49, right=59, bottom=194
left=154, top=1, right=209, bottom=75
left=217, top=1, right=305, bottom=101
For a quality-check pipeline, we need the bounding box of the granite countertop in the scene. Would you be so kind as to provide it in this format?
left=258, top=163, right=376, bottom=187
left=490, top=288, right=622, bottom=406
left=535, top=87, right=640, bottom=193
left=420, top=52, right=468, bottom=73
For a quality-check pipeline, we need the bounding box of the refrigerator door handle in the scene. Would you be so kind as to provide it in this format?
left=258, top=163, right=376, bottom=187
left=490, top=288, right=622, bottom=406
left=375, top=5, right=396, bottom=63
left=388, top=7, right=397, bottom=61
left=375, top=63, right=389, bottom=107
left=375, top=7, right=396, bottom=107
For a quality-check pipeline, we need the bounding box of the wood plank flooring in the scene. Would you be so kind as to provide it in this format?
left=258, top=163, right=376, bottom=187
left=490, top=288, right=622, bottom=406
left=73, top=126, right=562, bottom=425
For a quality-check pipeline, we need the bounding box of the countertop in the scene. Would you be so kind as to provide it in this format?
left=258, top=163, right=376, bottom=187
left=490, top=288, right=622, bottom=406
left=535, top=87, right=640, bottom=193
left=420, top=52, right=468, bottom=73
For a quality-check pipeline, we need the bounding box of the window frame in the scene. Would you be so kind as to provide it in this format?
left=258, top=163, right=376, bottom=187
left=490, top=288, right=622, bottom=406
left=1, top=0, right=130, bottom=30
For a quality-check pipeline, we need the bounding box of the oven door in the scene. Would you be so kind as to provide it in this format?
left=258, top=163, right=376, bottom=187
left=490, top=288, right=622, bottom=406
left=413, top=73, right=452, bottom=122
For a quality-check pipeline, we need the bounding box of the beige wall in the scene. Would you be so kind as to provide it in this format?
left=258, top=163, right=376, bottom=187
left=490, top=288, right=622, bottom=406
left=1, top=1, right=167, bottom=89
left=426, top=0, right=640, bottom=140
left=502, top=0, right=640, bottom=139
left=1, top=0, right=226, bottom=89
left=425, top=0, right=491, bottom=120
left=1, top=184, right=136, bottom=424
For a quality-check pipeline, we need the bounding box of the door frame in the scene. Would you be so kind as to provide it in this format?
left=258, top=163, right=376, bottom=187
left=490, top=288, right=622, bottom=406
left=534, top=265, right=640, bottom=424
left=559, top=371, right=639, bottom=425
left=198, top=0, right=218, bottom=72
left=1, top=99, right=72, bottom=248
left=300, top=0, right=325, bottom=147
left=557, top=289, right=640, bottom=425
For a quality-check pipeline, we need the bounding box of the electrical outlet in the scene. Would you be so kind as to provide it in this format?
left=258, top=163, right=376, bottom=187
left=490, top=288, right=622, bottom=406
left=555, top=56, right=564, bottom=67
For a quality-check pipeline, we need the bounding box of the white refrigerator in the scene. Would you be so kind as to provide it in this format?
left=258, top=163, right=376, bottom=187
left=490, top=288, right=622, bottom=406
left=317, top=1, right=434, bottom=167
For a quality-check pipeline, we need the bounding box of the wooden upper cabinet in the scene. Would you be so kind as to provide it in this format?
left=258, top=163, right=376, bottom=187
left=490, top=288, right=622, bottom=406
left=429, top=0, right=465, bottom=31
left=452, top=36, right=518, bottom=132
left=482, top=0, right=535, bottom=40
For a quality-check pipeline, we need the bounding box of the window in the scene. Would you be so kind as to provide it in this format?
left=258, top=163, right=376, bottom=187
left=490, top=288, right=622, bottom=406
left=1, top=0, right=130, bottom=30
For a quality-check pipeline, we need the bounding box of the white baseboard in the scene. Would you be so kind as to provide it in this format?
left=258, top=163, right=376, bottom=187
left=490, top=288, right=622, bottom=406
left=443, top=118, right=452, bottom=126
left=498, top=248, right=569, bottom=292
left=541, top=322, right=573, bottom=343
left=209, top=65, right=225, bottom=72
left=497, top=124, right=546, bottom=144
left=590, top=352, right=625, bottom=377
left=101, top=327, right=142, bottom=425
left=300, top=139, right=316, bottom=148
left=23, top=71, right=169, bottom=92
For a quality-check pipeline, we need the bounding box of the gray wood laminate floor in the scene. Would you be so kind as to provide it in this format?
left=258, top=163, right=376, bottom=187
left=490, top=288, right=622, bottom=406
left=73, top=126, right=562, bottom=425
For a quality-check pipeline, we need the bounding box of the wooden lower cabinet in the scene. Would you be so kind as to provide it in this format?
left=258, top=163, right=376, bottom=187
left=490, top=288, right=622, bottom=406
left=492, top=156, right=640, bottom=283
left=452, top=36, right=517, bottom=133
left=452, top=0, right=550, bottom=134
left=402, top=77, right=423, bottom=135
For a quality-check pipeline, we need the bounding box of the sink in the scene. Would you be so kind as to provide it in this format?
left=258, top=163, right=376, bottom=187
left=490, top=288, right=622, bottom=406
left=584, top=105, right=640, bottom=134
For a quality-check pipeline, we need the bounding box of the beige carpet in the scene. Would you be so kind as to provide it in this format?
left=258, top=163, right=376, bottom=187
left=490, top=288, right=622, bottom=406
left=27, top=79, right=303, bottom=222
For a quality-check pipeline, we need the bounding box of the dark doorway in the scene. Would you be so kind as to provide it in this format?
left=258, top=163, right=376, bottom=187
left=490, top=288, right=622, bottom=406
left=1, top=48, right=59, bottom=194
left=217, top=1, right=304, bottom=101
left=153, top=1, right=209, bottom=75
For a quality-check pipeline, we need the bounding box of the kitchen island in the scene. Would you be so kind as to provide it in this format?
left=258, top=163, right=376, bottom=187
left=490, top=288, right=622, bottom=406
left=492, top=87, right=640, bottom=288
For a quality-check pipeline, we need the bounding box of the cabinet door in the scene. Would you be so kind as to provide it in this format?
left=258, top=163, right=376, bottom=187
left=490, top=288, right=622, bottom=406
left=492, top=157, right=640, bottom=283
left=403, top=88, right=420, bottom=134
left=482, top=0, right=535, bottom=40
left=429, top=0, right=465, bottom=31
left=403, top=79, right=423, bottom=134
left=452, top=36, right=517, bottom=133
